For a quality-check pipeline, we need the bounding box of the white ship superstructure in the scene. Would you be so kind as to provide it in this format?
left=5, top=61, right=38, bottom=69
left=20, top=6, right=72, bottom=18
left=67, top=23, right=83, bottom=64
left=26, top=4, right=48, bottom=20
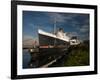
left=38, top=28, right=80, bottom=47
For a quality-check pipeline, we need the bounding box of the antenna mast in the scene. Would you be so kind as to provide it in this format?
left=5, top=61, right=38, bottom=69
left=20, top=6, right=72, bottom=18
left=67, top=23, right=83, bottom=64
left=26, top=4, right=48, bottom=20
left=54, top=15, right=57, bottom=46
left=54, top=16, right=56, bottom=34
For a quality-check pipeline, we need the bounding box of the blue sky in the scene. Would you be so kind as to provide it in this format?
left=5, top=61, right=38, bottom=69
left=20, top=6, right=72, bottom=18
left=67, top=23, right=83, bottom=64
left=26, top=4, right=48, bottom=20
left=23, top=11, right=89, bottom=47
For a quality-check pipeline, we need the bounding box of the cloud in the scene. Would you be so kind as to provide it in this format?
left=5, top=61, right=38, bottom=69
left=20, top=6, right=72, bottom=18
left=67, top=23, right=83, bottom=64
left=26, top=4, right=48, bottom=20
left=79, top=25, right=89, bottom=33
left=47, top=13, right=77, bottom=23
left=47, top=13, right=65, bottom=23
left=23, top=35, right=38, bottom=48
left=67, top=32, right=79, bottom=38
left=28, top=23, right=38, bottom=31
left=75, top=17, right=89, bottom=33
left=80, top=28, right=88, bottom=33
left=75, top=24, right=89, bottom=40
left=23, top=35, right=33, bottom=40
left=79, top=34, right=89, bottom=40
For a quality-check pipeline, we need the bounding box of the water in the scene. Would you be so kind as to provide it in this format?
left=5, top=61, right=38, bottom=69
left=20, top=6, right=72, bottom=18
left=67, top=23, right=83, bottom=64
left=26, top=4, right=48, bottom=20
left=23, top=49, right=31, bottom=68
left=23, top=49, right=39, bottom=68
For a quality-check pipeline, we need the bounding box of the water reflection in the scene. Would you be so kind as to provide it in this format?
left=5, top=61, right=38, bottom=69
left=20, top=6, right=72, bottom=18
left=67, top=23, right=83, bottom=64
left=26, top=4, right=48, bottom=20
left=23, top=49, right=31, bottom=68
left=23, top=48, right=68, bottom=68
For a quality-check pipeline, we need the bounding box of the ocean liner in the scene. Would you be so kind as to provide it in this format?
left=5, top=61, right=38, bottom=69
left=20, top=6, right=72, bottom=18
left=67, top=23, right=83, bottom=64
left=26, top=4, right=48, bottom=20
left=29, top=28, right=80, bottom=68
left=29, top=19, right=80, bottom=68
left=38, top=28, right=80, bottom=48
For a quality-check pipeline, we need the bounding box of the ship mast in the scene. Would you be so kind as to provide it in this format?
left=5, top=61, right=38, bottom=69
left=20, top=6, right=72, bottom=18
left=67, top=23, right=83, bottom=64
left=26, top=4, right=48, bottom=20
left=54, top=16, right=57, bottom=46
left=54, top=16, right=56, bottom=34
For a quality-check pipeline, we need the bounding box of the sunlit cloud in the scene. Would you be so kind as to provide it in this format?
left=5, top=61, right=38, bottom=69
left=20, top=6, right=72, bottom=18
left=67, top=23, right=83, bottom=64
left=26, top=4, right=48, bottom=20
left=23, top=35, right=39, bottom=48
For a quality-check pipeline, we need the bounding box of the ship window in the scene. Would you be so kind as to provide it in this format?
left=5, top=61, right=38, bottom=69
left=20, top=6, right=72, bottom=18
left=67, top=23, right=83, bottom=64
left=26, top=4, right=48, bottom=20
left=72, top=41, right=75, bottom=43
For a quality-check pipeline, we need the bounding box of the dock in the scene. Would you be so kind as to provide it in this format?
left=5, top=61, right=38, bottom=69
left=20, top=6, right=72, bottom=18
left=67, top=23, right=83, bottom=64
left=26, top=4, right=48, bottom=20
left=40, top=53, right=66, bottom=68
left=40, top=59, right=57, bottom=68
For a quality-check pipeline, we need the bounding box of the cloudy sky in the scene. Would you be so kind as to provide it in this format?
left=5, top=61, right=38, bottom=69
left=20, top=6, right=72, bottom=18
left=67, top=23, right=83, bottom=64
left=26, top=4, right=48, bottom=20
left=23, top=11, right=89, bottom=47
